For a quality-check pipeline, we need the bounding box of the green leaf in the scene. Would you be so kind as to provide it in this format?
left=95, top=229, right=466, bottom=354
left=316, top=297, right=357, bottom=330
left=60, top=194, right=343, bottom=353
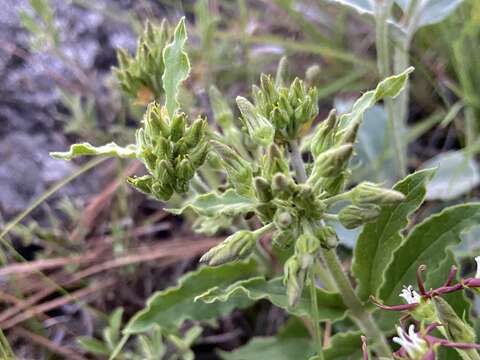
left=395, top=0, right=464, bottom=28
left=379, top=203, right=480, bottom=305
left=324, top=331, right=362, bottom=360
left=352, top=168, right=435, bottom=301
left=421, top=151, right=480, bottom=200
left=162, top=17, right=190, bottom=118
left=50, top=142, right=138, bottom=160
left=196, top=277, right=347, bottom=321
left=124, top=261, right=257, bottom=334
left=166, top=189, right=257, bottom=216
left=338, top=67, right=414, bottom=129
left=77, top=337, right=110, bottom=355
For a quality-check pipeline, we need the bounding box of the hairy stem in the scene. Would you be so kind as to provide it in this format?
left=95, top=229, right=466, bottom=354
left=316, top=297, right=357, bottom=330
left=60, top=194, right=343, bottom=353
left=321, top=248, right=391, bottom=357
left=309, top=266, right=324, bottom=360
left=289, top=140, right=308, bottom=183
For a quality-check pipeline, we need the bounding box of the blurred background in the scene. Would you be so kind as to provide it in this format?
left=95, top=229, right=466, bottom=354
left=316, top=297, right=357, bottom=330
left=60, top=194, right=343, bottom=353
left=1, top=0, right=479, bottom=358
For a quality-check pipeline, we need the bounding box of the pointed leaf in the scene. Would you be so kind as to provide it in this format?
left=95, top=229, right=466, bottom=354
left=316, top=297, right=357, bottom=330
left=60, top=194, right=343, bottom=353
left=196, top=277, right=347, bottom=321
left=162, top=17, right=190, bottom=117
left=379, top=203, right=480, bottom=305
left=50, top=142, right=138, bottom=160
left=352, top=168, right=435, bottom=301
left=166, top=189, right=257, bottom=216
left=124, top=261, right=257, bottom=334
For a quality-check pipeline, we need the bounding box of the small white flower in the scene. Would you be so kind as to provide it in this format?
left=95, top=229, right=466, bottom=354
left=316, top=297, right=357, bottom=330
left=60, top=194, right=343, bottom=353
left=475, top=256, right=480, bottom=279
left=399, top=285, right=421, bottom=304
left=393, top=325, right=428, bottom=359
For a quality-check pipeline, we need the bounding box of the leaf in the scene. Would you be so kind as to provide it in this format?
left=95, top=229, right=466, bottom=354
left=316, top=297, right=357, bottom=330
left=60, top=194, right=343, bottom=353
left=324, top=331, right=363, bottom=360
left=162, top=17, right=190, bottom=118
left=124, top=261, right=257, bottom=334
left=197, top=277, right=347, bottom=321
left=379, top=203, right=480, bottom=306
left=50, top=142, right=138, bottom=160
left=166, top=189, right=257, bottom=216
left=395, top=0, right=464, bottom=28
left=324, top=0, right=374, bottom=15
left=338, top=67, right=414, bottom=128
left=352, top=168, right=434, bottom=301
left=421, top=151, right=480, bottom=200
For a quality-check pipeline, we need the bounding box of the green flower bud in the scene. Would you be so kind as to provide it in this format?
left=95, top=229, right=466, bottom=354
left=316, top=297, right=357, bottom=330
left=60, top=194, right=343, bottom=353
left=155, top=137, right=172, bottom=160
left=156, top=159, right=175, bottom=184
left=177, top=158, right=195, bottom=182
left=338, top=204, right=381, bottom=229
left=254, top=177, right=273, bottom=203
left=145, top=102, right=170, bottom=138
left=311, top=109, right=337, bottom=157
left=236, top=96, right=274, bottom=147
left=316, top=226, right=339, bottom=249
left=190, top=142, right=209, bottom=168
left=170, top=112, right=187, bottom=142
left=309, top=144, right=353, bottom=184
left=321, top=171, right=349, bottom=195
left=434, top=297, right=476, bottom=344
left=184, top=117, right=207, bottom=148
left=275, top=56, right=289, bottom=88
left=200, top=230, right=257, bottom=266
left=337, top=120, right=360, bottom=146
left=283, top=256, right=306, bottom=307
left=151, top=181, right=174, bottom=201
left=209, top=85, right=234, bottom=128
left=305, top=64, right=321, bottom=87
left=295, top=234, right=320, bottom=269
left=274, top=211, right=293, bottom=230
left=350, top=182, right=406, bottom=207
left=264, top=144, right=289, bottom=179
left=272, top=173, right=295, bottom=200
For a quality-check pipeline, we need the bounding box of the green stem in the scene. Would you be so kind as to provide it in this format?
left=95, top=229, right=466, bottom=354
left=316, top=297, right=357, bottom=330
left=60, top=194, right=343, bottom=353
left=309, top=266, right=324, bottom=360
left=191, top=174, right=210, bottom=194
left=289, top=140, right=308, bottom=183
left=321, top=248, right=391, bottom=357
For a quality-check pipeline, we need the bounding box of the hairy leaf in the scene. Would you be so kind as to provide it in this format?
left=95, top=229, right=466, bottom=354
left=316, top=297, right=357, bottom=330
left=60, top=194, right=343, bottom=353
left=197, top=277, right=347, bottom=321
left=379, top=203, right=480, bottom=305
left=421, top=151, right=480, bottom=200
left=50, top=142, right=138, bottom=160
left=162, top=17, right=190, bottom=118
left=337, top=67, right=414, bottom=129
left=324, top=331, right=362, bottom=359
left=166, top=189, right=257, bottom=216
left=124, top=261, right=257, bottom=334
left=352, top=168, right=434, bottom=301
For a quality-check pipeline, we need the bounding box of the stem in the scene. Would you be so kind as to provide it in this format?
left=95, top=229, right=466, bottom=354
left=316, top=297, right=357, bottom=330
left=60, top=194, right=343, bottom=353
left=191, top=174, right=210, bottom=194
left=289, top=140, right=308, bottom=183
left=309, top=266, right=324, bottom=360
left=374, top=0, right=406, bottom=178
left=321, top=248, right=391, bottom=357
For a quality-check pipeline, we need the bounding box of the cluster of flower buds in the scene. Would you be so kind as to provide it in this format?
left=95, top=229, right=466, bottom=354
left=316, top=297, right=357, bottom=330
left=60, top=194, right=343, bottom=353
left=114, top=20, right=171, bottom=103
left=236, top=74, right=319, bottom=146
left=367, top=258, right=480, bottom=359
left=128, top=103, right=209, bottom=201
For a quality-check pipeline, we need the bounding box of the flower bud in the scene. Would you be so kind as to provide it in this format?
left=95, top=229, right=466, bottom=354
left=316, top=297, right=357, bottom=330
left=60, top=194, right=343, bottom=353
left=283, top=256, right=306, bottom=307
left=311, top=109, right=337, bottom=157
left=254, top=177, right=273, bottom=203
left=184, top=117, right=207, bottom=148
left=264, top=144, right=289, bottom=179
left=295, top=234, right=320, bottom=269
left=272, top=230, right=294, bottom=249
left=316, top=226, right=338, bottom=249
left=127, top=175, right=153, bottom=195
left=236, top=96, right=275, bottom=147
left=145, top=102, right=170, bottom=138
left=177, top=158, right=195, bottom=182
left=169, top=112, right=186, bottom=142
left=275, top=56, right=289, bottom=88
left=272, top=173, right=295, bottom=200
left=337, top=120, right=360, bottom=146
left=338, top=204, right=381, bottom=229
left=274, top=211, right=293, bottom=229
left=305, top=64, right=321, bottom=87
left=190, top=142, right=209, bottom=168
left=151, top=181, right=174, bottom=201
left=309, top=144, right=353, bottom=184
left=350, top=182, right=406, bottom=207
left=155, top=137, right=172, bottom=160
left=200, top=230, right=257, bottom=266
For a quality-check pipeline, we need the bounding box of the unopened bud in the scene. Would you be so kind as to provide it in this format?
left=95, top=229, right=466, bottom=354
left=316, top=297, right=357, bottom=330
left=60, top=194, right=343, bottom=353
left=434, top=297, right=476, bottom=345
left=274, top=211, right=293, bottom=229
left=264, top=144, right=289, bottom=178
left=146, top=102, right=170, bottom=138
left=151, top=181, right=174, bottom=201
left=309, top=144, right=353, bottom=182
left=184, top=117, right=207, bottom=148
left=275, top=56, right=289, bottom=88
left=272, top=173, right=295, bottom=199
left=177, top=158, right=195, bottom=182
left=295, top=234, right=320, bottom=269
left=254, top=177, right=273, bottom=203
left=305, top=64, right=321, bottom=87
left=170, top=113, right=186, bottom=142
left=283, top=256, right=306, bottom=307
left=190, top=142, right=209, bottom=168
left=338, top=204, right=381, bottom=229
left=316, top=226, right=338, bottom=249
left=272, top=230, right=294, bottom=249
left=236, top=96, right=274, bottom=146
left=311, top=109, right=337, bottom=157
left=200, top=230, right=257, bottom=266
left=127, top=175, right=153, bottom=195
left=351, top=182, right=406, bottom=207
left=337, top=120, right=360, bottom=146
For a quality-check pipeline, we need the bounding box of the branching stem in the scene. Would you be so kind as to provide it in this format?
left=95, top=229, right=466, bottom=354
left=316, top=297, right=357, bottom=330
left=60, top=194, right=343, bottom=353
left=309, top=265, right=324, bottom=360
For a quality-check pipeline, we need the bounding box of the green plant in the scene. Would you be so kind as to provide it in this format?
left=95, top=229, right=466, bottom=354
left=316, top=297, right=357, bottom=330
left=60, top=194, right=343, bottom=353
left=51, top=17, right=480, bottom=360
